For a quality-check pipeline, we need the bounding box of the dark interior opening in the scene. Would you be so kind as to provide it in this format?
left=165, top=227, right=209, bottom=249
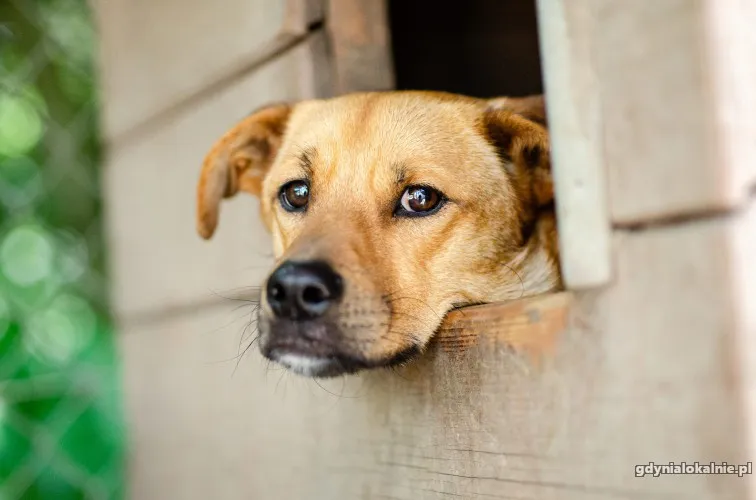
left=388, top=0, right=543, bottom=98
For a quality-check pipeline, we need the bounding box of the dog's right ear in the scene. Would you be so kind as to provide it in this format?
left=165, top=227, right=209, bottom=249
left=197, top=103, right=292, bottom=239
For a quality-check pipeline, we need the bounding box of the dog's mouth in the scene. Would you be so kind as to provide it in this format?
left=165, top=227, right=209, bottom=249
left=261, top=332, right=421, bottom=378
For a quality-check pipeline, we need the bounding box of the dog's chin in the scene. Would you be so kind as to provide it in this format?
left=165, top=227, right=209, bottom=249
left=260, top=321, right=422, bottom=378
left=263, top=345, right=422, bottom=378
left=266, top=351, right=359, bottom=378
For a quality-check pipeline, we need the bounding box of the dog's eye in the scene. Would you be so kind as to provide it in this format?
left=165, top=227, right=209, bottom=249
left=395, top=185, right=444, bottom=216
left=279, top=180, right=310, bottom=212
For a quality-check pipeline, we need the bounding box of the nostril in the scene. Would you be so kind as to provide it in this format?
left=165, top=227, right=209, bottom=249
left=270, top=283, right=286, bottom=303
left=266, top=260, right=342, bottom=319
left=301, top=284, right=329, bottom=305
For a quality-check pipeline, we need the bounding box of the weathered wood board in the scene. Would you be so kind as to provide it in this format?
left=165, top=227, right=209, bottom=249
left=93, top=0, right=324, bottom=141
left=535, top=0, right=611, bottom=289
left=592, top=0, right=756, bottom=224
left=326, top=0, right=395, bottom=94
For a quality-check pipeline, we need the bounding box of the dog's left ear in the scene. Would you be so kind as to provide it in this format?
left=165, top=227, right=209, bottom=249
left=483, top=96, right=553, bottom=209
left=197, top=103, right=292, bottom=239
left=487, top=95, right=548, bottom=126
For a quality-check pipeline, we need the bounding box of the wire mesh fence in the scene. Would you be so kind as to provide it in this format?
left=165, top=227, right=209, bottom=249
left=0, top=0, right=124, bottom=498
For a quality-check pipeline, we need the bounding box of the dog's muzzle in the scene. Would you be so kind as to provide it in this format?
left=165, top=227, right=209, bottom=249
left=259, top=260, right=421, bottom=377
left=260, top=260, right=354, bottom=377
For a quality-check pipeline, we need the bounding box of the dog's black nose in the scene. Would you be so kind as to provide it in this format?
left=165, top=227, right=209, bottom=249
left=266, top=261, right=343, bottom=320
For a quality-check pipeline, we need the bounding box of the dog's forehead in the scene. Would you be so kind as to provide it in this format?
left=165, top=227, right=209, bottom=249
left=291, top=94, right=483, bottom=160
left=270, top=93, right=497, bottom=193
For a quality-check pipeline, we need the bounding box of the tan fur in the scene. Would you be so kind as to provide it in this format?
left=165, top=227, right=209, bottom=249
left=197, top=91, right=562, bottom=371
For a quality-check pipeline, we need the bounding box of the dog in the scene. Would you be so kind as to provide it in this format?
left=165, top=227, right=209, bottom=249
left=196, top=91, right=561, bottom=378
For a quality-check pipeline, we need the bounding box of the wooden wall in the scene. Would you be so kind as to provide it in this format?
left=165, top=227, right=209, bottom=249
left=95, top=0, right=756, bottom=498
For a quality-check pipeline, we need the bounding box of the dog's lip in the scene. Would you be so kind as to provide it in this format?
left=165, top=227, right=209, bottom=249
left=264, top=343, right=422, bottom=378
left=273, top=352, right=340, bottom=377
left=266, top=348, right=363, bottom=378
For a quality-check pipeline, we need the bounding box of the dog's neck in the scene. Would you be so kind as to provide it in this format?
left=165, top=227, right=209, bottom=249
left=494, top=211, right=562, bottom=301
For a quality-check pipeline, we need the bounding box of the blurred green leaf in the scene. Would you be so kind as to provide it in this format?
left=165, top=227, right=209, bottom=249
left=0, top=157, right=43, bottom=210
left=0, top=91, right=44, bottom=157
left=0, top=0, right=123, bottom=497
left=18, top=467, right=83, bottom=500
left=0, top=421, right=31, bottom=480
left=0, top=224, right=55, bottom=288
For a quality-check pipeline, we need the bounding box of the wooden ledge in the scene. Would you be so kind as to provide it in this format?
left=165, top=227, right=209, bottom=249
left=435, top=292, right=573, bottom=364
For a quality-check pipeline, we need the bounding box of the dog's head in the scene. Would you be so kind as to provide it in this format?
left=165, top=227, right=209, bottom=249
left=197, top=92, right=560, bottom=377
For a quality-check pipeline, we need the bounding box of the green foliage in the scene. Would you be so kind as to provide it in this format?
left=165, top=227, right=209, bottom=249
left=0, top=0, right=124, bottom=498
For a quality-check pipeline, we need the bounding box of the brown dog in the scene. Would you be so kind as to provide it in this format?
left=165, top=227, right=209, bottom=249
left=197, top=91, right=561, bottom=377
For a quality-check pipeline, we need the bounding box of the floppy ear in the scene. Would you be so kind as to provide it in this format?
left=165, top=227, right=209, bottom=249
left=483, top=96, right=553, bottom=211
left=196, top=103, right=292, bottom=239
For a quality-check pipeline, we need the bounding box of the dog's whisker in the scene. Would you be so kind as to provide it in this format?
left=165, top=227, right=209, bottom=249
left=238, top=321, right=260, bottom=352
left=500, top=262, right=526, bottom=299
left=383, top=296, right=445, bottom=322
left=216, top=284, right=263, bottom=292
left=382, top=310, right=434, bottom=325
left=274, top=368, right=291, bottom=396
left=208, top=290, right=261, bottom=305
left=237, top=316, right=257, bottom=353
left=263, top=358, right=272, bottom=381
left=201, top=307, right=258, bottom=337
left=311, top=378, right=362, bottom=399
left=228, top=302, right=260, bottom=315
left=386, top=364, right=412, bottom=382
left=233, top=327, right=261, bottom=376
left=206, top=344, right=258, bottom=365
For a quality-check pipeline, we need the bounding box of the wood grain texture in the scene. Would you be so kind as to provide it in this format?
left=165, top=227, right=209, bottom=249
left=535, top=0, right=612, bottom=289
left=326, top=0, right=395, bottom=93
left=92, top=0, right=325, bottom=142
left=437, top=293, right=572, bottom=365
left=702, top=0, right=756, bottom=203
left=730, top=197, right=756, bottom=497
left=283, top=0, right=324, bottom=33
left=593, top=0, right=755, bottom=224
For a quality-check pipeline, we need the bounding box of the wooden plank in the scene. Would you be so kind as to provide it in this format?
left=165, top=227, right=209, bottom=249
left=535, top=0, right=612, bottom=288
left=702, top=0, right=756, bottom=202
left=92, top=0, right=324, bottom=141
left=437, top=292, right=572, bottom=365
left=283, top=0, right=324, bottom=34
left=104, top=34, right=331, bottom=320
left=120, top=294, right=576, bottom=500
left=593, top=0, right=755, bottom=224
left=730, top=197, right=756, bottom=497
left=326, top=0, right=395, bottom=93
